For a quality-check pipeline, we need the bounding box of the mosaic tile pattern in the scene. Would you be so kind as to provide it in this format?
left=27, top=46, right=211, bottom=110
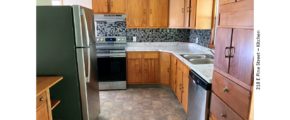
left=95, top=21, right=190, bottom=42
left=98, top=87, right=187, bottom=120
left=189, top=30, right=211, bottom=47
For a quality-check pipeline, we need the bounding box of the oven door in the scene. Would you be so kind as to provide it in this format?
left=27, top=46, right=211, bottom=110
left=96, top=56, right=126, bottom=82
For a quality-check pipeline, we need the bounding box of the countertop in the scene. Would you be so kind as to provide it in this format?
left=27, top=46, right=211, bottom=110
left=37, top=76, right=63, bottom=96
left=126, top=42, right=214, bottom=83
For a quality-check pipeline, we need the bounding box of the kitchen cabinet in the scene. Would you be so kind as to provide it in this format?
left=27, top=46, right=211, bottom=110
left=126, top=0, right=169, bottom=28
left=127, top=53, right=142, bottom=84
left=169, top=0, right=214, bottom=29
left=210, top=0, right=253, bottom=119
left=170, top=54, right=177, bottom=92
left=175, top=59, right=189, bottom=113
left=37, top=76, right=63, bottom=120
left=142, top=52, right=160, bottom=84
left=160, top=52, right=171, bottom=85
left=127, top=52, right=159, bottom=84
left=126, top=0, right=148, bottom=28
left=93, top=0, right=126, bottom=14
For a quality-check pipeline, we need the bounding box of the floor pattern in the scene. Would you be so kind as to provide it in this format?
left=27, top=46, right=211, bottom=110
left=98, top=87, right=187, bottom=120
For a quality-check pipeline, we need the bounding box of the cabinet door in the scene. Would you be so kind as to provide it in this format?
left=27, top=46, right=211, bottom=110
left=109, top=0, right=126, bottom=14
left=37, top=103, right=50, bottom=120
left=184, top=0, right=190, bottom=27
left=194, top=0, right=214, bottom=29
left=181, top=65, right=189, bottom=113
left=148, top=0, right=169, bottom=27
left=170, top=55, right=177, bottom=92
left=127, top=59, right=142, bottom=84
left=127, top=0, right=148, bottom=28
left=169, top=0, right=185, bottom=27
left=213, top=28, right=232, bottom=73
left=176, top=66, right=183, bottom=103
left=160, top=52, right=171, bottom=85
left=93, top=0, right=109, bottom=13
left=142, top=58, right=159, bottom=84
left=229, top=29, right=254, bottom=86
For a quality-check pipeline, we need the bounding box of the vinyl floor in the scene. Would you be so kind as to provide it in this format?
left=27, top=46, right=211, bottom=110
left=98, top=87, right=187, bottom=120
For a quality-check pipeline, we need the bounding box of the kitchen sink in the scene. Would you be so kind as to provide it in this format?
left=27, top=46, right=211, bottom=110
left=189, top=58, right=214, bottom=64
left=181, top=54, right=214, bottom=64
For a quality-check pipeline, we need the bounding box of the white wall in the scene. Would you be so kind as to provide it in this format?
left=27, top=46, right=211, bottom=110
left=62, top=0, right=92, bottom=9
left=37, top=0, right=52, bottom=5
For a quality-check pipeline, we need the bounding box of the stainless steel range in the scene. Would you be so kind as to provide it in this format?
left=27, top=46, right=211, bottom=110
left=96, top=36, right=127, bottom=90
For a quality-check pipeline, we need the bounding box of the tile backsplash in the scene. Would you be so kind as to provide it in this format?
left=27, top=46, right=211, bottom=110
left=95, top=21, right=190, bottom=42
left=189, top=30, right=211, bottom=47
left=95, top=21, right=211, bottom=47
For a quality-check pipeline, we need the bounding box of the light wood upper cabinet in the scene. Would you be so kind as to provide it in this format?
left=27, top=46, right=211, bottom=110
left=93, top=0, right=126, bottom=14
left=127, top=0, right=169, bottom=28
left=192, top=0, right=214, bottom=29
left=169, top=0, right=185, bottom=27
left=93, top=0, right=109, bottom=13
left=148, top=0, right=169, bottom=27
left=169, top=0, right=214, bottom=29
left=160, top=52, right=171, bottom=85
left=126, top=0, right=148, bottom=28
left=110, top=0, right=126, bottom=13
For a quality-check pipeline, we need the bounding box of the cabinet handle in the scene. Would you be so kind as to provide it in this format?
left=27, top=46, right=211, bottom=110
left=230, top=47, right=235, bottom=57
left=40, top=97, right=45, bottom=101
left=149, top=9, right=152, bottom=14
left=223, top=87, right=229, bottom=93
left=224, top=47, right=231, bottom=58
left=220, top=113, right=227, bottom=118
left=167, top=68, right=170, bottom=73
left=187, top=7, right=190, bottom=12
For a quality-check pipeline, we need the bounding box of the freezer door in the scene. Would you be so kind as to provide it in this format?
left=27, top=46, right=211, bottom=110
left=73, top=5, right=96, bottom=47
left=76, top=45, right=100, bottom=120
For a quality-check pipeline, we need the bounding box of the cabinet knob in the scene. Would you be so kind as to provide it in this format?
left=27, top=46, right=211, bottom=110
left=220, top=113, right=227, bottom=118
left=40, top=97, right=45, bottom=101
left=223, top=87, right=229, bottom=93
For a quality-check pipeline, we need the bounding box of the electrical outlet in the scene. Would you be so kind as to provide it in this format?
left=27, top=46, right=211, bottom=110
left=133, top=36, right=137, bottom=42
left=195, top=37, right=199, bottom=43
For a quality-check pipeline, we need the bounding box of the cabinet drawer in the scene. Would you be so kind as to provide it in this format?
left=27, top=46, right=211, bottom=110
left=37, top=91, right=47, bottom=108
left=127, top=52, right=142, bottom=59
left=212, top=71, right=250, bottom=119
left=142, top=52, right=159, bottom=59
left=210, top=93, right=243, bottom=120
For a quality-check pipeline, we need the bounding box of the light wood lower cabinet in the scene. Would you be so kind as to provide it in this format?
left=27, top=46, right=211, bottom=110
left=127, top=52, right=189, bottom=112
left=127, top=52, right=159, bottom=84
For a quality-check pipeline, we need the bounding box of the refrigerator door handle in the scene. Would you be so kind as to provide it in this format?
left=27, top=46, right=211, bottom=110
left=82, top=9, right=90, bottom=47
left=86, top=48, right=91, bottom=83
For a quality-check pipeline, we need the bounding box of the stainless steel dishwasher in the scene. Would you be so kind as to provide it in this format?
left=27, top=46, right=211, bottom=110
left=187, top=70, right=211, bottom=120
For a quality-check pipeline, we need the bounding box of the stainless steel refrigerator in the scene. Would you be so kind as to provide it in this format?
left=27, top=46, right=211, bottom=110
left=37, top=6, right=100, bottom=120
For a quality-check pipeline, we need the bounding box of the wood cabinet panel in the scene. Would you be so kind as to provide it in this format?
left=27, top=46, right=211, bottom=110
left=160, top=52, right=171, bottom=85
left=194, top=0, right=214, bottom=29
left=229, top=29, right=254, bottom=86
left=181, top=64, right=189, bottom=113
left=212, top=71, right=251, bottom=119
left=219, top=0, right=235, bottom=5
left=169, top=0, right=185, bottom=27
left=37, top=102, right=50, bottom=120
left=213, top=28, right=232, bottom=73
left=127, top=52, right=142, bottom=59
left=37, top=91, right=47, bottom=108
left=184, top=0, right=190, bottom=27
left=148, top=0, right=169, bottom=27
left=170, top=55, right=177, bottom=92
left=127, top=0, right=148, bottom=27
left=210, top=94, right=243, bottom=120
left=142, top=58, right=159, bottom=84
left=219, top=0, right=253, bottom=28
left=93, top=0, right=109, bottom=13
left=176, top=65, right=183, bottom=102
left=110, top=0, right=126, bottom=13
left=127, top=58, right=142, bottom=84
